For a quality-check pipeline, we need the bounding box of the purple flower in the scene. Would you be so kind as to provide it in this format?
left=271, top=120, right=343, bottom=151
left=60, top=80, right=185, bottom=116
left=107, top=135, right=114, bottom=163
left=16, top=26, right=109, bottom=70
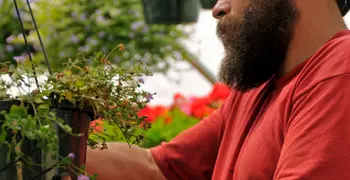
left=138, top=78, right=144, bottom=84
left=78, top=46, right=91, bottom=53
left=68, top=153, right=75, bottom=159
left=96, top=15, right=106, bottom=23
left=173, top=51, right=182, bottom=60
left=90, top=39, right=98, bottom=46
left=70, top=35, right=79, bottom=43
left=146, top=93, right=154, bottom=102
left=142, top=26, right=149, bottom=33
left=71, top=12, right=78, bottom=18
left=131, top=21, right=143, bottom=31
left=59, top=51, right=66, bottom=58
left=95, top=9, right=102, bottom=15
left=80, top=13, right=87, bottom=21
left=98, top=31, right=106, bottom=38
left=13, top=55, right=27, bottom=64
left=77, top=174, right=90, bottom=180
left=5, top=45, right=14, bottom=52
left=6, top=35, right=15, bottom=43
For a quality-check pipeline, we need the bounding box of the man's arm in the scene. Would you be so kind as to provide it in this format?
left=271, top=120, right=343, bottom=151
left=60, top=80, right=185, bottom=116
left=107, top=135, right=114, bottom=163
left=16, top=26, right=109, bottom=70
left=85, top=143, right=166, bottom=180
left=85, top=93, right=233, bottom=180
left=274, top=74, right=350, bottom=179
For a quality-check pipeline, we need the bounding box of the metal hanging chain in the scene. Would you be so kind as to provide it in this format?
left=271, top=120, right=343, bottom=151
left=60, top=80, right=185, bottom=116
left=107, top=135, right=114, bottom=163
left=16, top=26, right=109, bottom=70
left=25, top=0, right=52, bottom=75
left=13, top=0, right=40, bottom=90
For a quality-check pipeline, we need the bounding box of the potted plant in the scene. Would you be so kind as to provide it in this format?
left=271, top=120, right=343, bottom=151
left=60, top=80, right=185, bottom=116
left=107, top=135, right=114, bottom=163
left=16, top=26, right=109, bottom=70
left=93, top=83, right=231, bottom=148
left=200, top=0, right=217, bottom=9
left=0, top=1, right=153, bottom=179
left=141, top=0, right=201, bottom=24
left=0, top=43, right=153, bottom=179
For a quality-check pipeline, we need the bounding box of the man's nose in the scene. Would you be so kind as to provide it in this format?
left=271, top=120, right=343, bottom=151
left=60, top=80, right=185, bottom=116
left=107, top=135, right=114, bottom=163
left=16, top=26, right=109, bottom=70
left=212, top=1, right=231, bottom=19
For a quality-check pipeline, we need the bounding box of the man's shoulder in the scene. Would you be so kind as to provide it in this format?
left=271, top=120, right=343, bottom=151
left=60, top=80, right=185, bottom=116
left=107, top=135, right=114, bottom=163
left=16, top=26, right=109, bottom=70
left=295, top=30, right=350, bottom=93
left=307, top=30, right=350, bottom=75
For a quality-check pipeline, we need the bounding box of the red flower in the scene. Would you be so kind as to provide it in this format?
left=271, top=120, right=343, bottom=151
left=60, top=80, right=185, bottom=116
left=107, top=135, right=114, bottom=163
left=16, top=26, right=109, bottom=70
left=190, top=97, right=214, bottom=118
left=163, top=114, right=172, bottom=124
left=209, top=83, right=231, bottom=101
left=174, top=93, right=186, bottom=101
left=90, top=118, right=103, bottom=133
left=138, top=105, right=167, bottom=122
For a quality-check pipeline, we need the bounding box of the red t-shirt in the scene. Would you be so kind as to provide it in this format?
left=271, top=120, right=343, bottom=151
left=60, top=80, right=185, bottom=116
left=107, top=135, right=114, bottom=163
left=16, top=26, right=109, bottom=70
left=151, top=30, right=350, bottom=180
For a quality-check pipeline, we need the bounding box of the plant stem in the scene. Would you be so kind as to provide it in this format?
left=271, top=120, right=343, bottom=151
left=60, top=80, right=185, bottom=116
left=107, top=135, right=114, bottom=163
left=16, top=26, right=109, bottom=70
left=14, top=140, right=23, bottom=180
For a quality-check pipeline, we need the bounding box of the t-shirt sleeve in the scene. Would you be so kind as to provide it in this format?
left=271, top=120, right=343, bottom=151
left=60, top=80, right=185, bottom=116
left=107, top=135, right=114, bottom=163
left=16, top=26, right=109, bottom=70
left=150, top=93, right=232, bottom=180
left=274, top=74, right=350, bottom=179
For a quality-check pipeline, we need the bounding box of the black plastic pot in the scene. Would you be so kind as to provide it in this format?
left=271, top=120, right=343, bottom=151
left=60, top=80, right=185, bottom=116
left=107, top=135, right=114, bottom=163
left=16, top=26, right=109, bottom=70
left=0, top=100, right=94, bottom=180
left=141, top=0, right=201, bottom=24
left=200, top=0, right=216, bottom=9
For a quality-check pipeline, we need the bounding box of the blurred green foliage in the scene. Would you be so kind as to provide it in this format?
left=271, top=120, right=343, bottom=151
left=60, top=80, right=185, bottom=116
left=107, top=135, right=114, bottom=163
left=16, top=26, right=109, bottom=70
left=0, top=0, right=29, bottom=65
left=0, top=0, right=190, bottom=73
left=139, top=108, right=199, bottom=148
left=89, top=107, right=199, bottom=148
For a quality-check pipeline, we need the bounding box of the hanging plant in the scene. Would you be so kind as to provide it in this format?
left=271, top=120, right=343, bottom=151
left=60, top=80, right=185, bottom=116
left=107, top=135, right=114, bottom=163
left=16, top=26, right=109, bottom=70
left=200, top=0, right=217, bottom=9
left=0, top=1, right=153, bottom=179
left=141, top=0, right=201, bottom=24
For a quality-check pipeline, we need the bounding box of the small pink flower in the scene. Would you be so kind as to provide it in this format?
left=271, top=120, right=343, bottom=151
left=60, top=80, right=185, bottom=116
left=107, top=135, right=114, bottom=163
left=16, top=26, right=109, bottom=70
left=146, top=93, right=154, bottom=102
left=68, top=153, right=75, bottom=159
left=138, top=78, right=145, bottom=84
left=13, top=55, right=27, bottom=64
left=77, top=174, right=90, bottom=180
left=6, top=35, right=15, bottom=43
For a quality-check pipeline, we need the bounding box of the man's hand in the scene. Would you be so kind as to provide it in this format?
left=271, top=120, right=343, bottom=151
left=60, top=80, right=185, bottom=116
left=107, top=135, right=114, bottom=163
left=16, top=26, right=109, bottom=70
left=85, top=143, right=166, bottom=180
left=62, top=176, right=71, bottom=180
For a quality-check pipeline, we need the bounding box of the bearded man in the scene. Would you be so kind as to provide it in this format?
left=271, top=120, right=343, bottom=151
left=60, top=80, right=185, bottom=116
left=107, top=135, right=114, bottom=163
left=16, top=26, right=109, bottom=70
left=84, top=0, right=350, bottom=179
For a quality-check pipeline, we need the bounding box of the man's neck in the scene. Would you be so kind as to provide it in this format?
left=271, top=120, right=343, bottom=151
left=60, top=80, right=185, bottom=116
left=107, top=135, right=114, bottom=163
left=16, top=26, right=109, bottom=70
left=280, top=0, right=348, bottom=76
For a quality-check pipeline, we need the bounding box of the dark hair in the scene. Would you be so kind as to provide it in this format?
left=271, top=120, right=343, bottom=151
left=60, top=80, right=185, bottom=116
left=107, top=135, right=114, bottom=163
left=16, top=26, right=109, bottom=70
left=337, top=0, right=350, bottom=16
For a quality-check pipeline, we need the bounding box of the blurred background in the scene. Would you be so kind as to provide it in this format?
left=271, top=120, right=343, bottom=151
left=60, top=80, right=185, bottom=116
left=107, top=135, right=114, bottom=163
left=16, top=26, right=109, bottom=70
left=1, top=0, right=350, bottom=148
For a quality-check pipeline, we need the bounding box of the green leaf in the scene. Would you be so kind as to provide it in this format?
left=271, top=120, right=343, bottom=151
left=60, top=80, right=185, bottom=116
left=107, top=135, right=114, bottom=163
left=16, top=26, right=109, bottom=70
left=60, top=157, right=72, bottom=165
left=75, top=81, right=85, bottom=88
left=9, top=105, right=27, bottom=117
left=37, top=104, right=50, bottom=114
left=0, top=110, right=7, bottom=115
left=33, top=97, right=44, bottom=104
left=39, top=125, right=50, bottom=134
left=61, top=125, right=72, bottom=133
left=0, top=130, right=7, bottom=142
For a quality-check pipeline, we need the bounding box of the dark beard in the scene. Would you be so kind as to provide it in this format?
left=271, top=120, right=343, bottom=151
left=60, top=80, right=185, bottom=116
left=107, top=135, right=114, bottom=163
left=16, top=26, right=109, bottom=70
left=217, top=0, right=299, bottom=92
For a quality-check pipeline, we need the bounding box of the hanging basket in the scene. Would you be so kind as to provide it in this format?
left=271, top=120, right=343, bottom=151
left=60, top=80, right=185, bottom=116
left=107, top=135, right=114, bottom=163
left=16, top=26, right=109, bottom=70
left=0, top=100, right=94, bottom=180
left=0, top=1, right=96, bottom=179
left=200, top=0, right=216, bottom=9
left=142, top=0, right=201, bottom=25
